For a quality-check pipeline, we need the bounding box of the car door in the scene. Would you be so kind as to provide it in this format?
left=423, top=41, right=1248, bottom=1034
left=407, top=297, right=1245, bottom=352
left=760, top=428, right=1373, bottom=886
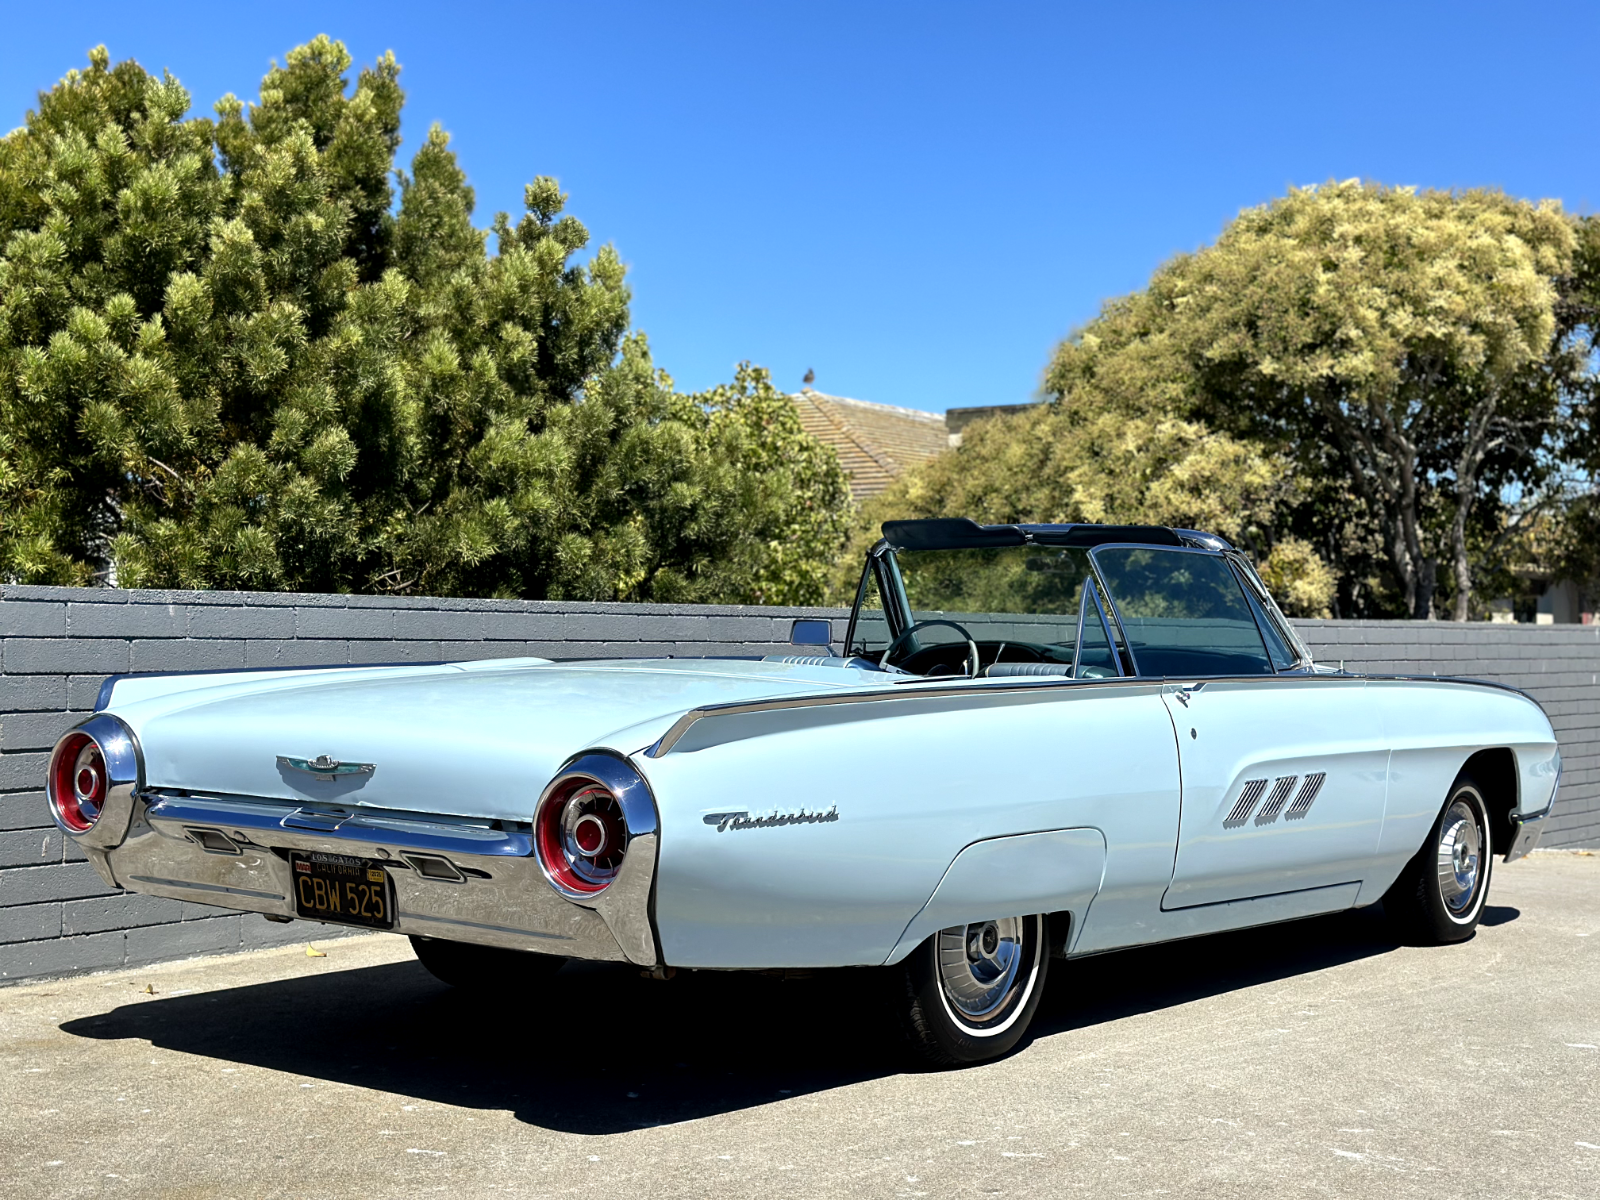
left=1092, top=545, right=1390, bottom=910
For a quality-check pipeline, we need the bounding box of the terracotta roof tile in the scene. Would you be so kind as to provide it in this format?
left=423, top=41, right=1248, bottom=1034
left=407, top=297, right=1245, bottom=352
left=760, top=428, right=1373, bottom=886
left=791, top=391, right=949, bottom=501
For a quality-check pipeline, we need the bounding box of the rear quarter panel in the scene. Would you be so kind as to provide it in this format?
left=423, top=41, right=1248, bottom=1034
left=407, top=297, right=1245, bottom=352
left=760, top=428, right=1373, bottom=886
left=1360, top=679, right=1558, bottom=901
left=635, top=681, right=1181, bottom=969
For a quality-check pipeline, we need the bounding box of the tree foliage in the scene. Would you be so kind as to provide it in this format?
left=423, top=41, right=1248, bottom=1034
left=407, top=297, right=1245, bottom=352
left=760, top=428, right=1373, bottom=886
left=863, top=182, right=1594, bottom=619
left=835, top=317, right=1334, bottom=615
left=0, top=41, right=849, bottom=603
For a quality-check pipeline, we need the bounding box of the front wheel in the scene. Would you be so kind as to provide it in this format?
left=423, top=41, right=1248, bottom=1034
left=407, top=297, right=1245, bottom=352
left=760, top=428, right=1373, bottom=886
left=1383, top=775, right=1493, bottom=945
left=891, top=914, right=1049, bottom=1066
left=410, top=935, right=567, bottom=991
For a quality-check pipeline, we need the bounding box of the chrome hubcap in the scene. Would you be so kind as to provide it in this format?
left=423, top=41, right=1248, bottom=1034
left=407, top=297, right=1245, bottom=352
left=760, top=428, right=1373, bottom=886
left=937, top=917, right=1025, bottom=1020
left=1436, top=798, right=1483, bottom=915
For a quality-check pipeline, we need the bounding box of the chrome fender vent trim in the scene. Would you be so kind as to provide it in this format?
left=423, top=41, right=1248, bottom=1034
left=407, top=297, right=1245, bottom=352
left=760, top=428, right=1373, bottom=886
left=1255, top=776, right=1300, bottom=826
left=1224, top=779, right=1268, bottom=827
left=1284, top=772, right=1326, bottom=821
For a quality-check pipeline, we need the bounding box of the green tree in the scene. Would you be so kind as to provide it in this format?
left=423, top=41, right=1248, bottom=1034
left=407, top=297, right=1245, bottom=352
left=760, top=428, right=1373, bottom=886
left=866, top=182, right=1591, bottom=619
left=1106, top=181, right=1584, bottom=620
left=0, top=40, right=849, bottom=604
left=836, top=332, right=1336, bottom=615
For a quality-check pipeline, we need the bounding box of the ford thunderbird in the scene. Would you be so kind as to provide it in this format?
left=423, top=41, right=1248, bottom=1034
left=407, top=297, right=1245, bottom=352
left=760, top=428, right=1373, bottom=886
left=47, top=520, right=1560, bottom=1064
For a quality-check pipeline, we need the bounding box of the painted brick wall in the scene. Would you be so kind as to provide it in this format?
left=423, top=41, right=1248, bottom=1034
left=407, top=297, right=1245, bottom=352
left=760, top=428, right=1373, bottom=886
left=1292, top=620, right=1600, bottom=850
left=0, top=585, right=843, bottom=983
left=2, top=585, right=1595, bottom=983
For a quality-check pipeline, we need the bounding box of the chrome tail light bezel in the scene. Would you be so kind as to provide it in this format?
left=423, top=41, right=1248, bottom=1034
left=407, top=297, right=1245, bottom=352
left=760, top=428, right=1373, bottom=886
left=533, top=753, right=660, bottom=903
left=46, top=714, right=143, bottom=849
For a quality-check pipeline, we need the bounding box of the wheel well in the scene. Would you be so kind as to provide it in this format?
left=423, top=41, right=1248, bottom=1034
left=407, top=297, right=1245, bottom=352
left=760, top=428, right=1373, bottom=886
left=1047, top=910, right=1072, bottom=959
left=1461, top=748, right=1518, bottom=855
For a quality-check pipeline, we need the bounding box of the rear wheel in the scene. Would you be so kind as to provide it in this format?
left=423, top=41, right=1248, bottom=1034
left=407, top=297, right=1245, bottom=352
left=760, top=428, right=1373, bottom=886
left=410, top=935, right=567, bottom=991
left=891, top=914, right=1049, bottom=1066
left=1383, top=775, right=1493, bottom=945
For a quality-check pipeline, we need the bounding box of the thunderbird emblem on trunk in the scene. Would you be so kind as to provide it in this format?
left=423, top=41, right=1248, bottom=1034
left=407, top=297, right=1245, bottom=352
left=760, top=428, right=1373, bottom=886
left=277, top=754, right=376, bottom=782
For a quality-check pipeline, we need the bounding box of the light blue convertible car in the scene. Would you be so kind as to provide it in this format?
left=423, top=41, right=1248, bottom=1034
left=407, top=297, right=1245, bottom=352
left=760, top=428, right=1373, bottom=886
left=48, top=520, right=1560, bottom=1064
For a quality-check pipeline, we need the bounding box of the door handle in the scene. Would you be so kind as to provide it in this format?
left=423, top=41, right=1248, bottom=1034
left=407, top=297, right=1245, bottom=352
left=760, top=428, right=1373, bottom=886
left=1173, top=682, right=1207, bottom=707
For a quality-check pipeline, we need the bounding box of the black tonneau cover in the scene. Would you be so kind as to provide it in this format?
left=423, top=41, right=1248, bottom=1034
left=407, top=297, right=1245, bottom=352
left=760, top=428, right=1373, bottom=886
left=881, top=518, right=1184, bottom=551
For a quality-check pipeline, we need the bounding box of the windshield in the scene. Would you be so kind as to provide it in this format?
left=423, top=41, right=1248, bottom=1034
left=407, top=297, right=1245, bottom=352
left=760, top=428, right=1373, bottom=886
left=896, top=546, right=1092, bottom=652
left=847, top=545, right=1114, bottom=675
left=1091, top=546, right=1272, bottom=676
left=846, top=536, right=1306, bottom=679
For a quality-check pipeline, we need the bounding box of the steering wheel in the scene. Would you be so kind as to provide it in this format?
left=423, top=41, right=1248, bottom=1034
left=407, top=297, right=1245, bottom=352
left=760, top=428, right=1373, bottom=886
left=879, top=619, right=981, bottom=677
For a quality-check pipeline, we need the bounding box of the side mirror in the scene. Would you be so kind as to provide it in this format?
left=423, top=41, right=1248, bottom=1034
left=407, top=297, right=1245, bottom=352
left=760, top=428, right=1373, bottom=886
left=790, top=619, right=833, bottom=648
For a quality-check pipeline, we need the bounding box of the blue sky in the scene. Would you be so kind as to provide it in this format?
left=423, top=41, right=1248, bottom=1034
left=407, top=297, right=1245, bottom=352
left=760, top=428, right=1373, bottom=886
left=4, top=2, right=1595, bottom=414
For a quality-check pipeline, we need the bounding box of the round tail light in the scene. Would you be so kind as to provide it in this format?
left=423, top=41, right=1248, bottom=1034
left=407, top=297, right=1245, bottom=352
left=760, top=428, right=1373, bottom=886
left=50, top=731, right=107, bottom=832
left=535, top=777, right=630, bottom=895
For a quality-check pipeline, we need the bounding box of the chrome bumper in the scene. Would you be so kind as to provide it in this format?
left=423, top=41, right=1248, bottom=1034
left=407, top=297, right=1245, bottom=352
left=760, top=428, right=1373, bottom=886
left=1504, top=809, right=1550, bottom=863
left=90, top=791, right=659, bottom=967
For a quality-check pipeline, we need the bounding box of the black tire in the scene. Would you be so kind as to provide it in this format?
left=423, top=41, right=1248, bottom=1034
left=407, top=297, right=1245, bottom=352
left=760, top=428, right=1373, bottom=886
left=410, top=935, right=567, bottom=991
left=891, top=914, right=1049, bottom=1067
left=1383, top=774, right=1493, bottom=945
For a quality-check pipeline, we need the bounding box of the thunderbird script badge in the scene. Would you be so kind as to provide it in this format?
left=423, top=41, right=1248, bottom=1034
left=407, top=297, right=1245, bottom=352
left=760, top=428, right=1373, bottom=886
left=703, top=805, right=838, bottom=832
left=277, top=754, right=376, bottom=782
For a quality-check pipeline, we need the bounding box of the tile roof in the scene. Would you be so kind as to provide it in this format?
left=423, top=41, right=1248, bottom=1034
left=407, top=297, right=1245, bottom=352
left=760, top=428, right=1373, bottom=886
left=791, top=391, right=951, bottom=501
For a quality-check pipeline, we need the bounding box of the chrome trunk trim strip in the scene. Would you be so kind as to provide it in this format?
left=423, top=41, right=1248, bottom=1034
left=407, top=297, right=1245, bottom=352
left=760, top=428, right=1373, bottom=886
left=143, top=794, right=534, bottom=858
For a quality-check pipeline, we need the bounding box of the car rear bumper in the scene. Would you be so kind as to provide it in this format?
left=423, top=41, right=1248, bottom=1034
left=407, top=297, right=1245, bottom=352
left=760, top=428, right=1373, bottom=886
left=1504, top=808, right=1550, bottom=863
left=83, top=790, right=658, bottom=966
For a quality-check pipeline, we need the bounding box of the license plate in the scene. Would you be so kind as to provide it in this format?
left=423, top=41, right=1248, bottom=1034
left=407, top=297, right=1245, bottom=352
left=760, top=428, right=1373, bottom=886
left=290, top=852, right=394, bottom=929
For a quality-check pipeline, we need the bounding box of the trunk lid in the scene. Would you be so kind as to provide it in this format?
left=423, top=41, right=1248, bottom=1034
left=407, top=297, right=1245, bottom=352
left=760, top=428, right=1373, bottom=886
left=114, top=658, right=875, bottom=821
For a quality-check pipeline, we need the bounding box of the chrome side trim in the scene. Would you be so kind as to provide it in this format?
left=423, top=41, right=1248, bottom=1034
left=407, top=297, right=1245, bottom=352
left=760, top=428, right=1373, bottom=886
left=48, top=713, right=143, bottom=850
left=644, top=670, right=1544, bottom=760
left=647, top=675, right=1153, bottom=758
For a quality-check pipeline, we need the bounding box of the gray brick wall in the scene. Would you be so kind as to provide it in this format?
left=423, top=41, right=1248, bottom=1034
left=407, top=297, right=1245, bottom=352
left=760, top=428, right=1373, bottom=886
left=0, top=584, right=842, bottom=983
left=1293, top=620, right=1600, bottom=851
left=1, top=585, right=1595, bottom=983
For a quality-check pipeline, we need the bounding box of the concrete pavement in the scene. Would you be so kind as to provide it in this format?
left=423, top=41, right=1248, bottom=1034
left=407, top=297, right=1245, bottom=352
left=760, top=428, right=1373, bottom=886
left=2, top=852, right=1596, bottom=1199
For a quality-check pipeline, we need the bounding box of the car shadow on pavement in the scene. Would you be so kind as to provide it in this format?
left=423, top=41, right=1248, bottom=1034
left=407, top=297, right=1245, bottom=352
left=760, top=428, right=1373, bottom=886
left=62, top=904, right=1441, bottom=1133
left=1029, top=904, right=1406, bottom=1039
left=1480, top=904, right=1520, bottom=927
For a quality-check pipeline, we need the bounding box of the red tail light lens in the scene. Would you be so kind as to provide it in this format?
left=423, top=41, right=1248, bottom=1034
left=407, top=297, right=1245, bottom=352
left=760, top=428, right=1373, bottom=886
left=50, top=732, right=107, bottom=833
left=535, top=778, right=629, bottom=895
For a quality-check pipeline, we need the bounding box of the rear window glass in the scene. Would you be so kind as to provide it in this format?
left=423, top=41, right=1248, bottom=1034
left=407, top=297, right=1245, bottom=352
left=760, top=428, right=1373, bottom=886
left=1092, top=547, right=1272, bottom=677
